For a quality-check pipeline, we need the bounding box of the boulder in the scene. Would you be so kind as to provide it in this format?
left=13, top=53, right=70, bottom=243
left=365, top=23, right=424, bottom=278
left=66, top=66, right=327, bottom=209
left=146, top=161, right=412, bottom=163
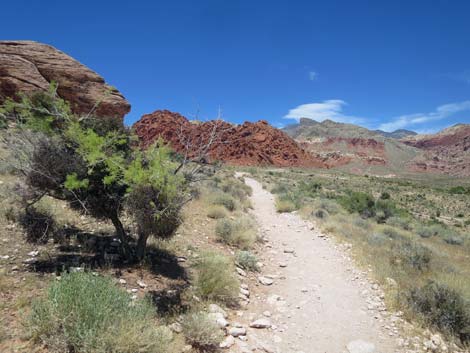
left=0, top=41, right=130, bottom=119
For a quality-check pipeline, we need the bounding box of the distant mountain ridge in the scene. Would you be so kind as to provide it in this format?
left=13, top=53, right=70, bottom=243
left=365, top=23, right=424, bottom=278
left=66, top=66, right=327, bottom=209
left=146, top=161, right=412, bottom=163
left=282, top=118, right=470, bottom=177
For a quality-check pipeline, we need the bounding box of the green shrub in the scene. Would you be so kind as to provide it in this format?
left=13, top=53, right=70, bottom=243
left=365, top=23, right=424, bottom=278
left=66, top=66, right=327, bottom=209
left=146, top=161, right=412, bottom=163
left=449, top=186, right=470, bottom=195
left=408, top=281, right=470, bottom=343
left=206, top=205, right=227, bottom=219
left=194, top=252, right=239, bottom=305
left=181, top=312, right=223, bottom=351
left=211, top=193, right=236, bottom=211
left=28, top=271, right=174, bottom=353
left=391, top=240, right=432, bottom=271
left=236, top=251, right=259, bottom=272
left=338, top=191, right=375, bottom=218
left=215, top=217, right=256, bottom=249
left=367, top=232, right=388, bottom=246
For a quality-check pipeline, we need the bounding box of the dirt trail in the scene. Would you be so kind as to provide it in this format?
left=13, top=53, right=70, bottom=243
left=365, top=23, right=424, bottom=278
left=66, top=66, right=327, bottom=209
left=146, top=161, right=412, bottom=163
left=237, top=176, right=400, bottom=353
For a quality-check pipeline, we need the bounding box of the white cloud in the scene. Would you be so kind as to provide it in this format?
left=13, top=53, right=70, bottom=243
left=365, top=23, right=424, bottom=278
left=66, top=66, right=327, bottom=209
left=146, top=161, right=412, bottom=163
left=308, top=71, right=318, bottom=81
left=284, top=100, right=365, bottom=124
left=379, top=100, right=470, bottom=132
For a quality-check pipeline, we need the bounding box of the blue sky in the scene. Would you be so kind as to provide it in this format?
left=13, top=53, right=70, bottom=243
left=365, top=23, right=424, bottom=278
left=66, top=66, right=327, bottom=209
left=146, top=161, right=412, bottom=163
left=3, top=0, right=470, bottom=133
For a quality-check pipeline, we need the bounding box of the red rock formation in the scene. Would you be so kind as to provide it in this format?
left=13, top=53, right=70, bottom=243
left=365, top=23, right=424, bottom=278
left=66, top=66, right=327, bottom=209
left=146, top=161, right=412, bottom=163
left=133, top=110, right=327, bottom=167
left=0, top=41, right=130, bottom=119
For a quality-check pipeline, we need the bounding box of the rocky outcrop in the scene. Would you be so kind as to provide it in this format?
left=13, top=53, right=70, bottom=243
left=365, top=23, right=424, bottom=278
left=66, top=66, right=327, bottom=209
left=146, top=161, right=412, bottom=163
left=0, top=41, right=130, bottom=119
left=133, top=110, right=327, bottom=167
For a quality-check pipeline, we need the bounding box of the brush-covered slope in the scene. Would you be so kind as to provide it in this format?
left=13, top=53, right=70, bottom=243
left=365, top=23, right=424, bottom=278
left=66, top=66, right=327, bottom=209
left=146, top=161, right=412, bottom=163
left=402, top=124, right=470, bottom=176
left=133, top=110, right=327, bottom=167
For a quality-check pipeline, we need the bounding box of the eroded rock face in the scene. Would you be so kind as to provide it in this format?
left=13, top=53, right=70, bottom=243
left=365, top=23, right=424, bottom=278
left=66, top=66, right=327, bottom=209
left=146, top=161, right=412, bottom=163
left=0, top=41, right=130, bottom=119
left=133, top=110, right=327, bottom=168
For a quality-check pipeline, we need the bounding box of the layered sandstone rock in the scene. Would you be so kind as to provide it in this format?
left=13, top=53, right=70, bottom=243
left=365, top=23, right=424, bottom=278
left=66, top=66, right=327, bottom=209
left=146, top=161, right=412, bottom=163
left=0, top=40, right=130, bottom=119
left=133, top=110, right=327, bottom=168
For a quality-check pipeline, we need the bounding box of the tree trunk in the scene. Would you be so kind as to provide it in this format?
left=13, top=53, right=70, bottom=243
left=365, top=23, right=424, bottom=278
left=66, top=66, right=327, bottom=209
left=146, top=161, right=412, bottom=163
left=109, top=213, right=132, bottom=260
left=135, top=232, right=149, bottom=262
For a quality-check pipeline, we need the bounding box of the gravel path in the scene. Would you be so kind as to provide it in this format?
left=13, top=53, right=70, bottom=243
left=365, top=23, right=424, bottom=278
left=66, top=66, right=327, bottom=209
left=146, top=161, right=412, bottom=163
left=235, top=176, right=401, bottom=353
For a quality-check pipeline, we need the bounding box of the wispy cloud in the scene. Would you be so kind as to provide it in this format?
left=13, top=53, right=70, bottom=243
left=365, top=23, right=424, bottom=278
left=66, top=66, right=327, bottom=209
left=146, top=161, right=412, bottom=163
left=379, top=101, right=470, bottom=132
left=308, top=71, right=318, bottom=81
left=284, top=100, right=365, bottom=124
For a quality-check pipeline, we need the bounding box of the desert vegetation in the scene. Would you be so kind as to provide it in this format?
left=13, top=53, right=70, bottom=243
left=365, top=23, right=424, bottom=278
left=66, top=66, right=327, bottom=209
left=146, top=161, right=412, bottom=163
left=0, top=89, right=261, bottom=352
left=252, top=167, right=470, bottom=346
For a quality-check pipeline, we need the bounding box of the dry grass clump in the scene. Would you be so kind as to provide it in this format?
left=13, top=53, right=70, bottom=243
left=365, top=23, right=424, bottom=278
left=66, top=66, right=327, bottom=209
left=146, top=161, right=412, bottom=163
left=206, top=205, right=227, bottom=219
left=181, top=312, right=224, bottom=351
left=215, top=217, right=257, bottom=249
left=275, top=198, right=297, bottom=213
left=211, top=192, right=237, bottom=211
left=193, top=251, right=239, bottom=305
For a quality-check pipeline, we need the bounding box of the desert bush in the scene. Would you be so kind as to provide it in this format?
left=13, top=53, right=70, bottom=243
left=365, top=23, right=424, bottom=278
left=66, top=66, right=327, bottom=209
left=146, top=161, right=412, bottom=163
left=317, top=198, right=340, bottom=215
left=211, top=193, right=237, bottom=211
left=381, top=226, right=406, bottom=240
left=2, top=88, right=191, bottom=262
left=314, top=209, right=329, bottom=219
left=18, top=207, right=57, bottom=244
left=387, top=216, right=413, bottom=231
left=236, top=251, right=259, bottom=272
left=215, top=217, right=256, bottom=249
left=391, top=240, right=432, bottom=271
left=367, top=232, right=388, bottom=246
left=28, top=271, right=174, bottom=353
left=339, top=191, right=376, bottom=218
left=353, top=217, right=372, bottom=230
left=194, top=252, right=239, bottom=305
left=275, top=198, right=297, bottom=213
left=408, top=281, right=470, bottom=343
left=207, top=205, right=227, bottom=219
left=181, top=312, right=223, bottom=351
left=271, top=183, right=289, bottom=194
left=219, top=177, right=252, bottom=201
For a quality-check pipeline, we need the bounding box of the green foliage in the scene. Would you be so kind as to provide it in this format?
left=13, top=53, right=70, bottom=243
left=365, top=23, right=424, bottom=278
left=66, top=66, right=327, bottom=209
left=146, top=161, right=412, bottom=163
left=236, top=251, right=259, bottom=272
left=28, top=271, right=174, bottom=353
left=338, top=191, right=403, bottom=222
left=194, top=252, right=239, bottom=305
left=2, top=86, right=189, bottom=261
left=181, top=312, right=223, bottom=350
left=449, top=186, right=470, bottom=195
left=338, top=191, right=376, bottom=218
left=408, top=281, right=470, bottom=343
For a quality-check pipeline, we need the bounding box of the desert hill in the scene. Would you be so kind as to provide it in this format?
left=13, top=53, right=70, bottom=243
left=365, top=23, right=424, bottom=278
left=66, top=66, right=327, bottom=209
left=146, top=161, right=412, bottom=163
left=402, top=124, right=470, bottom=176
left=133, top=110, right=327, bottom=168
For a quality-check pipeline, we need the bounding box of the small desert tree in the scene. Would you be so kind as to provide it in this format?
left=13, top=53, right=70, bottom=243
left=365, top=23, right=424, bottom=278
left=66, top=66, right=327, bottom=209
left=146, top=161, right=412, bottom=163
left=1, top=84, right=190, bottom=262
